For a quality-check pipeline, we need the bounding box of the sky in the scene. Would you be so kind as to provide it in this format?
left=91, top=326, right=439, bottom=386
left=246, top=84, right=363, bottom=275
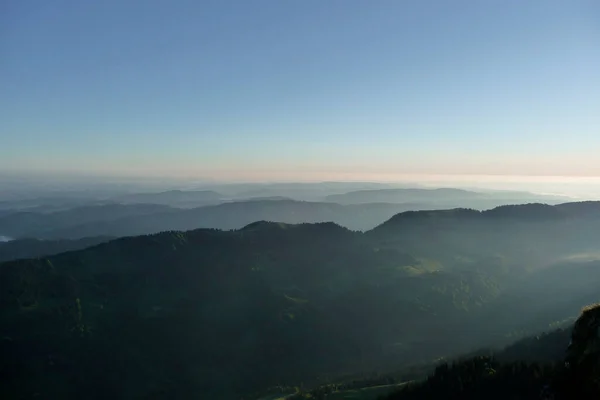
left=1, top=0, right=599, bottom=182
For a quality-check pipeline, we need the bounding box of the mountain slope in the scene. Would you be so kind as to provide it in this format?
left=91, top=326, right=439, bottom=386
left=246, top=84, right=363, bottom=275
left=0, top=223, right=509, bottom=399
left=383, top=304, right=600, bottom=400
left=0, top=236, right=114, bottom=262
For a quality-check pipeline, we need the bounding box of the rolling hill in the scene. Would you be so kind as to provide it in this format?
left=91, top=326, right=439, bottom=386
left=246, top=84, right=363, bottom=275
left=325, top=188, right=570, bottom=206
left=113, top=190, right=224, bottom=207
left=0, top=200, right=426, bottom=239
left=1, top=197, right=591, bottom=241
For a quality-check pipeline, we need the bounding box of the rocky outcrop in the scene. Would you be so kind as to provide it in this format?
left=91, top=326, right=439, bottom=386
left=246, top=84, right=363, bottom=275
left=566, top=303, right=600, bottom=368
left=562, top=303, right=600, bottom=397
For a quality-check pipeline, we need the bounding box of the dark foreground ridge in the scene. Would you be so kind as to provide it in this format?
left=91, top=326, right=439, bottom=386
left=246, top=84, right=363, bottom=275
left=283, top=305, right=600, bottom=399
left=383, top=303, right=600, bottom=400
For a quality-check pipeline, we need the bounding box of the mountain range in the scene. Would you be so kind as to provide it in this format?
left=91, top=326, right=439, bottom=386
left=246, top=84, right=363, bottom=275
left=0, top=186, right=575, bottom=240
left=1, top=202, right=600, bottom=399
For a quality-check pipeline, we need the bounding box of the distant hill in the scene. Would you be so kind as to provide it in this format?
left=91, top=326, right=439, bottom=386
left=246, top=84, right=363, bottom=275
left=373, top=203, right=566, bottom=231
left=0, top=197, right=111, bottom=213
left=197, top=181, right=405, bottom=201
left=369, top=203, right=600, bottom=274
left=113, top=190, right=224, bottom=207
left=325, top=187, right=570, bottom=207
left=0, top=203, right=174, bottom=239
left=0, top=236, right=113, bottom=262
left=0, top=200, right=427, bottom=239
left=326, top=188, right=483, bottom=204
left=3, top=199, right=594, bottom=241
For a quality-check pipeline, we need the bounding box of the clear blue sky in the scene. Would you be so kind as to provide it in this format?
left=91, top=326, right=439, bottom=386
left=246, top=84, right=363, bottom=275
left=1, top=0, right=599, bottom=181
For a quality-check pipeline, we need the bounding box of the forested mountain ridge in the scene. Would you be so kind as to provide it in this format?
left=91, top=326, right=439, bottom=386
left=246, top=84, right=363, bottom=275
left=0, top=197, right=588, bottom=241
left=0, top=200, right=420, bottom=238
left=0, top=236, right=114, bottom=263
left=289, top=305, right=600, bottom=400
left=1, top=202, right=600, bottom=399
left=382, top=303, right=600, bottom=399
left=0, top=203, right=175, bottom=238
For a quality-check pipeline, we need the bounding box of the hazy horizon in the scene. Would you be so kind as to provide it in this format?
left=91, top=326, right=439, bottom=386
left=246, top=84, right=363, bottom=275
left=2, top=171, right=600, bottom=199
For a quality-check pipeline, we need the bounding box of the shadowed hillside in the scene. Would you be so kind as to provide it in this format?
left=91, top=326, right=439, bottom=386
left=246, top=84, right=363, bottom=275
left=0, top=236, right=114, bottom=262
left=382, top=304, right=600, bottom=400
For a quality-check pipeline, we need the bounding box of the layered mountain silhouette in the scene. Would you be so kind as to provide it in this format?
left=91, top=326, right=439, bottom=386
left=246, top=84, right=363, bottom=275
left=0, top=195, right=583, bottom=240
left=325, top=188, right=569, bottom=206
left=0, top=200, right=434, bottom=238
left=114, top=190, right=224, bottom=207
left=1, top=203, right=600, bottom=399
